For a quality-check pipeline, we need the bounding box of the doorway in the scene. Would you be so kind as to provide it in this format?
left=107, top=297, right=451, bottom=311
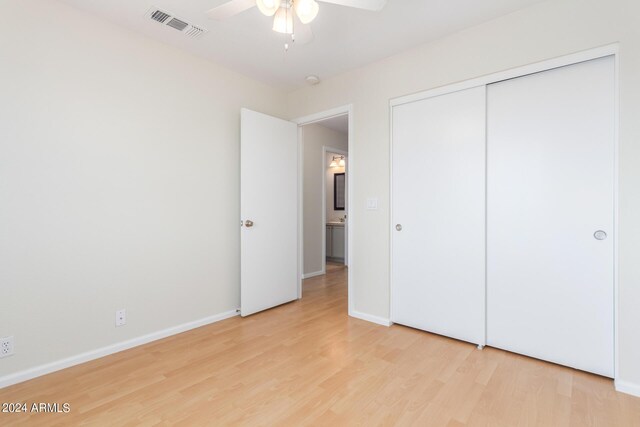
left=324, top=146, right=348, bottom=266
left=294, top=106, right=352, bottom=313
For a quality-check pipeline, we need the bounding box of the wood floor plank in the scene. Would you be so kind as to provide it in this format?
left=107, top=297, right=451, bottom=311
left=0, top=263, right=638, bottom=426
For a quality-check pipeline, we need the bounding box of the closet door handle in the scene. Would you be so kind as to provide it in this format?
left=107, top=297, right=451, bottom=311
left=594, top=230, right=607, bottom=240
left=396, top=224, right=402, bottom=231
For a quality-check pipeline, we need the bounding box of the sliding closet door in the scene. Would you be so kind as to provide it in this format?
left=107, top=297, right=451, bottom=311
left=391, top=86, right=486, bottom=346
left=487, top=57, right=615, bottom=376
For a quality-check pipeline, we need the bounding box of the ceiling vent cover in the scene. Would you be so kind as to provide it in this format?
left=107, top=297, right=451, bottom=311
left=150, top=10, right=171, bottom=23
left=185, top=25, right=207, bottom=39
left=166, top=18, right=189, bottom=31
left=146, top=7, right=208, bottom=39
left=185, top=25, right=206, bottom=39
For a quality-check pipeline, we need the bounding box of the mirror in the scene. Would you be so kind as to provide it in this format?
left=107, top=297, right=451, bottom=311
left=334, top=173, right=345, bottom=210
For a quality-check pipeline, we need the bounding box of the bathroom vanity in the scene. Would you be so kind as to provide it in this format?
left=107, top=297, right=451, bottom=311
left=326, top=222, right=345, bottom=263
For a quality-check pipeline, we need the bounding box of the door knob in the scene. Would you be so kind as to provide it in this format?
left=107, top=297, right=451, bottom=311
left=245, top=220, right=254, bottom=228
left=396, top=224, right=402, bottom=231
left=594, top=230, right=607, bottom=240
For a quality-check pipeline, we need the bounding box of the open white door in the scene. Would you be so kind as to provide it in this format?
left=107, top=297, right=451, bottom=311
left=241, top=108, right=299, bottom=317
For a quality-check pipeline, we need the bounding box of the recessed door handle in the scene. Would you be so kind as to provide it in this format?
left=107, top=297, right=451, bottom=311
left=594, top=230, right=607, bottom=240
left=245, top=220, right=254, bottom=228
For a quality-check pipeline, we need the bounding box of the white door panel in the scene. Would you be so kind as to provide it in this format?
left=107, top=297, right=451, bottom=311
left=241, top=108, right=298, bottom=317
left=486, top=57, right=615, bottom=376
left=392, top=86, right=486, bottom=345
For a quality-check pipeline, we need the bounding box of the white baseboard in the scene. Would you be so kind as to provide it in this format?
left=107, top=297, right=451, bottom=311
left=0, top=309, right=239, bottom=390
left=349, top=310, right=391, bottom=327
left=302, top=270, right=325, bottom=279
left=615, top=379, right=640, bottom=397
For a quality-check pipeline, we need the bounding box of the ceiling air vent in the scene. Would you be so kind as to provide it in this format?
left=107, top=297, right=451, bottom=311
left=146, top=7, right=208, bottom=39
left=167, top=18, right=189, bottom=31
left=150, top=10, right=171, bottom=24
left=185, top=25, right=206, bottom=39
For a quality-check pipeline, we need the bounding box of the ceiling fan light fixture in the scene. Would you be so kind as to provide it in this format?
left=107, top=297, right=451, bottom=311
left=294, top=0, right=319, bottom=24
left=273, top=6, right=294, bottom=34
left=256, top=0, right=279, bottom=17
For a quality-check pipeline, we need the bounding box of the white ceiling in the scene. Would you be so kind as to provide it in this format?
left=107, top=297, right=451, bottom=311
left=59, top=0, right=543, bottom=90
left=317, top=114, right=348, bottom=134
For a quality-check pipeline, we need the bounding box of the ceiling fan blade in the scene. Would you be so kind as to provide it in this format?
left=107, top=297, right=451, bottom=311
left=206, top=0, right=256, bottom=20
left=318, top=0, right=387, bottom=11
left=294, top=21, right=314, bottom=45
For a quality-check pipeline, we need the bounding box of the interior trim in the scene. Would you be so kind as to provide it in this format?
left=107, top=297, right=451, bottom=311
left=0, top=309, right=239, bottom=389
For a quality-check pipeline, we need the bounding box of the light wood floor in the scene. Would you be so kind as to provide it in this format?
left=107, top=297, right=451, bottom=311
left=1, top=264, right=639, bottom=426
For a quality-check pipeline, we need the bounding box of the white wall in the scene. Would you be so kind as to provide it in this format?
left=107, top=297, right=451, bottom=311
left=326, top=152, right=347, bottom=223
left=302, top=125, right=347, bottom=276
left=4, top=0, right=640, bottom=395
left=0, top=0, right=285, bottom=379
left=287, top=0, right=640, bottom=391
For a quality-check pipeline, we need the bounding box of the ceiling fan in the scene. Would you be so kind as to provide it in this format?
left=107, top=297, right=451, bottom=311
left=206, top=0, right=387, bottom=48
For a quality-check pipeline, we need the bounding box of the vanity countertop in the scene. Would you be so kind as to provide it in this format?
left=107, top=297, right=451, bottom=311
left=327, top=221, right=345, bottom=227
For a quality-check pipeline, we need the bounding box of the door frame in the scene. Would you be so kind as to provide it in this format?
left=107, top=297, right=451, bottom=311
left=389, top=44, right=619, bottom=379
left=293, top=105, right=354, bottom=316
left=323, top=146, right=348, bottom=268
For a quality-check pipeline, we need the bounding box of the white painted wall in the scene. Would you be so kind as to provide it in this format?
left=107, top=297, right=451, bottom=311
left=4, top=0, right=640, bottom=396
left=302, top=125, right=347, bottom=276
left=0, top=0, right=285, bottom=379
left=286, top=0, right=640, bottom=391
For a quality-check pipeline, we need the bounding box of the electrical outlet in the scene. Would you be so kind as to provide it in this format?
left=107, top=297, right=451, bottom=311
left=0, top=336, right=14, bottom=358
left=115, top=309, right=126, bottom=327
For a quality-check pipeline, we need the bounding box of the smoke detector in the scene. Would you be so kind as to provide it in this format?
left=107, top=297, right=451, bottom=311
left=306, top=75, right=321, bottom=86
left=146, top=7, right=208, bottom=39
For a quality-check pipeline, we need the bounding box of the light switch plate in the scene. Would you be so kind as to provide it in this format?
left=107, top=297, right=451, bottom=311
left=366, top=198, right=379, bottom=210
